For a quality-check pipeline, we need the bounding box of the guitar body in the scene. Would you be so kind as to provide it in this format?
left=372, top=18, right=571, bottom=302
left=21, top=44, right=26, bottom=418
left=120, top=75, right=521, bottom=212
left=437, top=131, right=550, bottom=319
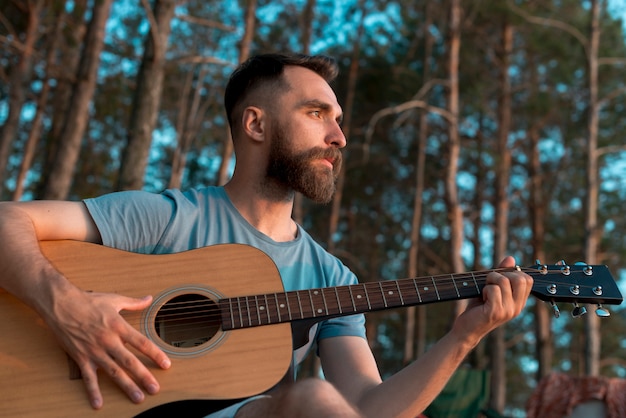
left=0, top=241, right=293, bottom=417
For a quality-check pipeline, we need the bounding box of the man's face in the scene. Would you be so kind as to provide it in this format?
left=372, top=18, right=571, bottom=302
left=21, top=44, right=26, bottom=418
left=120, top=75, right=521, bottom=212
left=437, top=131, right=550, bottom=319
left=266, top=123, right=342, bottom=203
left=264, top=66, right=346, bottom=204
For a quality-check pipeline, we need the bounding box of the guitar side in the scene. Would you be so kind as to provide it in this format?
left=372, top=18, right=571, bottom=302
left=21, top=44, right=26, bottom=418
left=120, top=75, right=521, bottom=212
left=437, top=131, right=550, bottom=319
left=0, top=241, right=293, bottom=417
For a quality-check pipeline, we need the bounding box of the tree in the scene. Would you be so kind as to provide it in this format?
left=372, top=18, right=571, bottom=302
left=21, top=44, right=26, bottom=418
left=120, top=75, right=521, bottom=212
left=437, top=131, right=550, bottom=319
left=42, top=0, right=113, bottom=200
left=116, top=0, right=177, bottom=191
left=216, top=0, right=257, bottom=186
left=0, top=0, right=43, bottom=197
left=444, top=0, right=465, bottom=290
left=489, top=17, right=514, bottom=414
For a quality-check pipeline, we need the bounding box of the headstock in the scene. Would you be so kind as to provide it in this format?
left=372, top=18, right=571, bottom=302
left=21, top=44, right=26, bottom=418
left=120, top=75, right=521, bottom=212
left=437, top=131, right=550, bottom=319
left=526, top=261, right=622, bottom=318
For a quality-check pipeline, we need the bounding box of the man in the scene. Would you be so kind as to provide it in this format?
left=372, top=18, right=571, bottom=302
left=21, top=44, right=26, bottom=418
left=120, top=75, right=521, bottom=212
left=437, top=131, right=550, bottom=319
left=0, top=53, right=533, bottom=417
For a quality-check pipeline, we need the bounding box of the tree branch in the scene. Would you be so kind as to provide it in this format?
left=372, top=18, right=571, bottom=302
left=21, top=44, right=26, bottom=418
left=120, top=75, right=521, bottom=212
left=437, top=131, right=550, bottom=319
left=507, top=1, right=589, bottom=57
left=363, top=100, right=453, bottom=164
left=176, top=13, right=236, bottom=32
left=596, top=144, right=626, bottom=157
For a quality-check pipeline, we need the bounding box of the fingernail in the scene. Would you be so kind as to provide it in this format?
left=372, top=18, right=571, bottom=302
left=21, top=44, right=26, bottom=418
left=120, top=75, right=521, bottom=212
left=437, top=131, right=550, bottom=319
left=132, top=391, right=144, bottom=403
left=147, top=384, right=159, bottom=394
left=91, top=398, right=103, bottom=409
left=161, top=358, right=171, bottom=368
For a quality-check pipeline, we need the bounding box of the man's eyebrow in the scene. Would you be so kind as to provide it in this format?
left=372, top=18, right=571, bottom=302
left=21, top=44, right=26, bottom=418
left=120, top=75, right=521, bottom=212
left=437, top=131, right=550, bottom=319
left=299, top=99, right=344, bottom=123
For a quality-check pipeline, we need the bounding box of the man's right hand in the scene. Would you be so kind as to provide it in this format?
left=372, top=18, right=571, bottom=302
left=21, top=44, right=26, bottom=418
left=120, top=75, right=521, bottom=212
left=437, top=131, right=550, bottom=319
left=43, top=285, right=171, bottom=409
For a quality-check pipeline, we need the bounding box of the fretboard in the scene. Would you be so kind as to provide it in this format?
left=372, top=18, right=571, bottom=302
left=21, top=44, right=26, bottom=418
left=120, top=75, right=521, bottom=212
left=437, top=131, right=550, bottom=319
left=219, top=270, right=494, bottom=331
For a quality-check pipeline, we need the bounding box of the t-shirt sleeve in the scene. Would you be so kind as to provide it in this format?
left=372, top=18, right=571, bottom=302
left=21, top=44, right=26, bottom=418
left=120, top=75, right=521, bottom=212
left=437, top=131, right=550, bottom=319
left=84, top=190, right=176, bottom=253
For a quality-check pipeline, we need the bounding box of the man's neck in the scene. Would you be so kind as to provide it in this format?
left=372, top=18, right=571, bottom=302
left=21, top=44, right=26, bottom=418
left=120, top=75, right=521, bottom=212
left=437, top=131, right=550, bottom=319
left=223, top=181, right=298, bottom=242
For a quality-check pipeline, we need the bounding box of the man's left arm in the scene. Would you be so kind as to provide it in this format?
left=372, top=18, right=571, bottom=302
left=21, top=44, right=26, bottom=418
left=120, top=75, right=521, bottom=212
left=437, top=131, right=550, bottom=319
left=320, top=257, right=533, bottom=418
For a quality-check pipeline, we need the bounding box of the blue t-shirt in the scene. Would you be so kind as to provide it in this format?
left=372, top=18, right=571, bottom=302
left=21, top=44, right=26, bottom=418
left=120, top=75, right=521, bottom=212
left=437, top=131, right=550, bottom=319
left=84, top=186, right=366, bottom=364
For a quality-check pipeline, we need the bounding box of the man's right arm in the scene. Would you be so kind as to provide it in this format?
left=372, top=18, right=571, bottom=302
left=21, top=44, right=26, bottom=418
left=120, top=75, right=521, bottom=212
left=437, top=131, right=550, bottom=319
left=0, top=201, right=170, bottom=409
left=0, top=201, right=101, bottom=308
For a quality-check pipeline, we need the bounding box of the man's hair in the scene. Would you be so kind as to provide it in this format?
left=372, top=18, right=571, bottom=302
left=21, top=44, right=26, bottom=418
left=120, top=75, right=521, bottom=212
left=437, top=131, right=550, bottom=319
left=224, top=53, right=339, bottom=130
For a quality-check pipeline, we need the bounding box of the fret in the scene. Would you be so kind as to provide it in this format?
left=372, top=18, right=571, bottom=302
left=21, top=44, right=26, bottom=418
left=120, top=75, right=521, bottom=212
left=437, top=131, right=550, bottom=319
left=286, top=292, right=294, bottom=320
left=379, top=281, right=403, bottom=307
left=308, top=290, right=316, bottom=316
left=351, top=284, right=370, bottom=311
left=363, top=284, right=373, bottom=310
left=416, top=278, right=437, bottom=303
left=396, top=280, right=404, bottom=306
left=237, top=297, right=244, bottom=327
left=228, top=298, right=235, bottom=328
left=412, top=279, right=423, bottom=303
left=321, top=288, right=339, bottom=315
left=273, top=293, right=282, bottom=322
left=245, top=297, right=252, bottom=326
left=451, top=275, right=460, bottom=298
left=397, top=278, right=419, bottom=305
left=456, top=273, right=480, bottom=299
left=435, top=276, right=458, bottom=300
left=365, top=283, right=385, bottom=310
left=296, top=291, right=305, bottom=319
left=256, top=295, right=268, bottom=326
left=309, top=289, right=326, bottom=316
left=320, top=289, right=329, bottom=315
left=431, top=276, right=441, bottom=301
left=379, top=282, right=388, bottom=308
left=348, top=285, right=358, bottom=312
left=279, top=292, right=292, bottom=321
left=262, top=294, right=271, bottom=325
left=253, top=295, right=261, bottom=326
left=334, top=287, right=343, bottom=314
left=471, top=272, right=481, bottom=292
left=295, top=290, right=313, bottom=319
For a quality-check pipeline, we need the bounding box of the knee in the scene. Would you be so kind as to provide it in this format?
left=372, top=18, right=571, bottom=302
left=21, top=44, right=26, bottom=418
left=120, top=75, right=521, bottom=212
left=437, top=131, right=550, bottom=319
left=278, top=378, right=362, bottom=417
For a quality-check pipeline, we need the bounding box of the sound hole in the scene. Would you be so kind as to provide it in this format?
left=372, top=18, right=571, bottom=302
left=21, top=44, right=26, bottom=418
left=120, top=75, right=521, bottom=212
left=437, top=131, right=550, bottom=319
left=155, top=294, right=221, bottom=348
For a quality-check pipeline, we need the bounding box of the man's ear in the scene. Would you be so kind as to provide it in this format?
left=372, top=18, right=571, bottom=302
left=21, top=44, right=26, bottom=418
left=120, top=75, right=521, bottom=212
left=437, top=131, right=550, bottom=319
left=241, top=106, right=265, bottom=143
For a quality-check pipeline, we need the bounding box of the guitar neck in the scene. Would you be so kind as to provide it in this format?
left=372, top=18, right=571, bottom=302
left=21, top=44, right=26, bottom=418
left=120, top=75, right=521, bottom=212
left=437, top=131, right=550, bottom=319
left=220, top=262, right=623, bottom=331
left=220, top=269, right=493, bottom=330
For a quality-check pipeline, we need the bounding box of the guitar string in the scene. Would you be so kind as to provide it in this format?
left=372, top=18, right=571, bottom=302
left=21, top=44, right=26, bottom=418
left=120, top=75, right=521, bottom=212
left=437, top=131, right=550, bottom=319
left=119, top=268, right=613, bottom=334
left=126, top=270, right=609, bottom=324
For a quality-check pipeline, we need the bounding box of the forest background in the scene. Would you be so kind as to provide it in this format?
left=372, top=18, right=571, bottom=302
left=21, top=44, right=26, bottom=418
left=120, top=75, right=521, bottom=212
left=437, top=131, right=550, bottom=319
left=2, top=0, right=626, bottom=416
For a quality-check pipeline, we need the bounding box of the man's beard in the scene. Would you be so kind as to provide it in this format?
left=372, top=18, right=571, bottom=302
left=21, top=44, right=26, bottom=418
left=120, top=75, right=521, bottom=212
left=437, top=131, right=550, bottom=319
left=266, top=126, right=342, bottom=204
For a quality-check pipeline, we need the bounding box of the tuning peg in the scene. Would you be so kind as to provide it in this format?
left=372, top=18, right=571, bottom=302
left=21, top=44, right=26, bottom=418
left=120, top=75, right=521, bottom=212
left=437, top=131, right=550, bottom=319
left=574, top=262, right=593, bottom=276
left=595, top=305, right=611, bottom=318
left=550, top=301, right=560, bottom=318
left=571, top=302, right=587, bottom=318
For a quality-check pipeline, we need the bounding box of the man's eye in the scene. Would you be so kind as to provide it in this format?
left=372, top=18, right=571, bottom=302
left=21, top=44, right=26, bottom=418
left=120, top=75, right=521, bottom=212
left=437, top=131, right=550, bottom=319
left=311, top=110, right=321, bottom=117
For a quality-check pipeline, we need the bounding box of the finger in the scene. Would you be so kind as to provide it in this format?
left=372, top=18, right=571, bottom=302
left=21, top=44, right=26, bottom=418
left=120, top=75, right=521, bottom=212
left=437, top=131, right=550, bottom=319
left=115, top=328, right=169, bottom=395
left=116, top=295, right=171, bottom=371
left=498, top=255, right=516, bottom=268
left=114, top=294, right=154, bottom=312
left=126, top=325, right=171, bottom=371
left=96, top=352, right=146, bottom=404
left=81, top=362, right=104, bottom=409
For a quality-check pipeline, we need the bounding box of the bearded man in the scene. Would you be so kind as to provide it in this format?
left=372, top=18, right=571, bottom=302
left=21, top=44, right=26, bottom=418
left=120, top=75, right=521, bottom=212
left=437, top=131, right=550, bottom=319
left=0, top=53, right=532, bottom=418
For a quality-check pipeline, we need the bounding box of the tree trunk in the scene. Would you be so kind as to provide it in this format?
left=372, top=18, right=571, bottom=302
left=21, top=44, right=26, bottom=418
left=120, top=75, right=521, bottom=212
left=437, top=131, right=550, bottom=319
left=584, top=0, right=601, bottom=377
left=404, top=1, right=433, bottom=364
left=42, top=0, right=113, bottom=200
left=527, top=53, right=553, bottom=381
left=444, top=0, right=465, bottom=288
left=13, top=5, right=66, bottom=201
left=35, top=0, right=87, bottom=199
left=117, top=0, right=176, bottom=191
left=489, top=21, right=514, bottom=414
left=168, top=69, right=194, bottom=189
left=217, top=0, right=257, bottom=186
left=0, top=0, right=43, bottom=197
left=293, top=0, right=316, bottom=225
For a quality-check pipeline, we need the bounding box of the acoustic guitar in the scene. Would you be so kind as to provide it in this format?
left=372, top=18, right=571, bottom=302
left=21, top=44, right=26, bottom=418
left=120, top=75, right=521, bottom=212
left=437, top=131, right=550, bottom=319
left=0, top=240, right=622, bottom=417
